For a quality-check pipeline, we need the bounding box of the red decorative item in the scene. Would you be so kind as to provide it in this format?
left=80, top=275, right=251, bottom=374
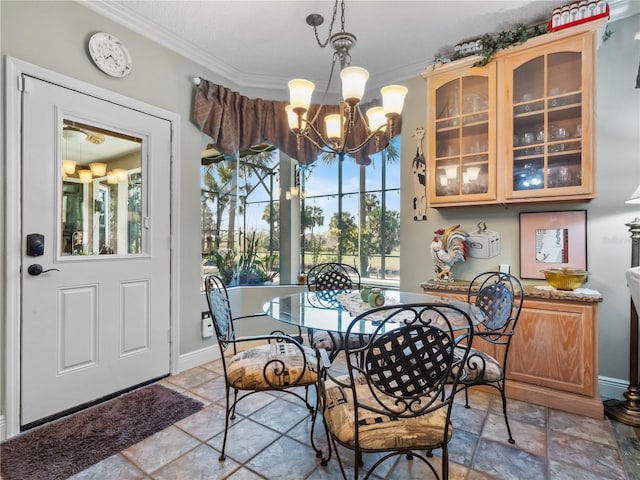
left=548, top=1, right=609, bottom=32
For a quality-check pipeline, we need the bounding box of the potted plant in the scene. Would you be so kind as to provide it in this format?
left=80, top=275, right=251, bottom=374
left=233, top=232, right=278, bottom=285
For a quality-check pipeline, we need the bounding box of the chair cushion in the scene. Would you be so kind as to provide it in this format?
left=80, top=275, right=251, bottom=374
left=456, top=346, right=503, bottom=383
left=227, top=343, right=317, bottom=390
left=323, top=375, right=451, bottom=451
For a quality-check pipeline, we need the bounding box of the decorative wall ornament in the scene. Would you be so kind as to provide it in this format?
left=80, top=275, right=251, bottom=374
left=453, top=39, right=484, bottom=59
left=431, top=23, right=548, bottom=68
left=430, top=225, right=468, bottom=282
left=549, top=1, right=610, bottom=32
left=471, top=23, right=548, bottom=67
left=411, top=127, right=427, bottom=221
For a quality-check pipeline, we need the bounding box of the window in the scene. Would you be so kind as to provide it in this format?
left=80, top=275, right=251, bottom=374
left=60, top=120, right=143, bottom=257
left=200, top=138, right=401, bottom=286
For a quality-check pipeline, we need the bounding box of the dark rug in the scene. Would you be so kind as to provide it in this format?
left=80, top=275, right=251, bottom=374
left=0, top=384, right=204, bottom=480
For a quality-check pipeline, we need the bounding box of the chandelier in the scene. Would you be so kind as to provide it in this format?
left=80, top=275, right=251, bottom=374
left=286, top=0, right=407, bottom=161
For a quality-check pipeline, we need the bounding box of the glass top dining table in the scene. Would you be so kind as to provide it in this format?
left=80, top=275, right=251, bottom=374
left=262, top=289, right=484, bottom=335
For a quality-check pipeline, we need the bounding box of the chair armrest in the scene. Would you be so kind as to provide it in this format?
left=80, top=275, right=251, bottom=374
left=271, top=329, right=304, bottom=344
left=230, top=333, right=305, bottom=348
left=473, top=330, right=513, bottom=345
left=232, top=312, right=270, bottom=323
left=318, top=347, right=332, bottom=369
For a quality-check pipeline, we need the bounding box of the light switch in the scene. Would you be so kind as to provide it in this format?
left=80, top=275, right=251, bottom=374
left=201, top=313, right=214, bottom=338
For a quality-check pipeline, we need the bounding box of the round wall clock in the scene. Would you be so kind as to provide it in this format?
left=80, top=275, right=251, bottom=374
left=88, top=32, right=132, bottom=78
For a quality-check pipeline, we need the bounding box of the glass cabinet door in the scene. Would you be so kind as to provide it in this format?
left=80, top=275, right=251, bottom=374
left=428, top=63, right=496, bottom=205
left=506, top=35, right=592, bottom=200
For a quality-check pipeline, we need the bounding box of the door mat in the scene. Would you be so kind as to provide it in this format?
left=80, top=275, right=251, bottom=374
left=0, top=384, right=203, bottom=480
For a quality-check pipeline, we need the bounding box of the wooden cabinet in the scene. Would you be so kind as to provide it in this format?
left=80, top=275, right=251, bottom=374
left=423, top=19, right=605, bottom=207
left=420, top=281, right=604, bottom=419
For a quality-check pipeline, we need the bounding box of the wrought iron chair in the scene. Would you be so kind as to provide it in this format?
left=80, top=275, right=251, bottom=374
left=306, top=262, right=361, bottom=292
left=204, top=274, right=319, bottom=461
left=305, top=262, right=362, bottom=360
left=317, top=303, right=474, bottom=479
left=455, top=271, right=524, bottom=444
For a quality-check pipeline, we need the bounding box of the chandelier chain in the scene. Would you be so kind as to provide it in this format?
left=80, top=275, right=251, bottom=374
left=311, top=0, right=347, bottom=48
left=307, top=57, right=339, bottom=128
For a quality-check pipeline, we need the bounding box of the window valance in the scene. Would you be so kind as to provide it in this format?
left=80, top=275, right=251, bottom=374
left=191, top=78, right=401, bottom=165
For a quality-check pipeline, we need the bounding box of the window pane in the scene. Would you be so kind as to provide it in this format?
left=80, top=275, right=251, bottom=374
left=302, top=138, right=401, bottom=285
left=302, top=194, right=336, bottom=270
left=60, top=119, right=143, bottom=257
left=201, top=146, right=282, bottom=285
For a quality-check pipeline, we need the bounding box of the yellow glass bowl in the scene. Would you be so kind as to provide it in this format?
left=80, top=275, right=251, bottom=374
left=543, top=267, right=588, bottom=291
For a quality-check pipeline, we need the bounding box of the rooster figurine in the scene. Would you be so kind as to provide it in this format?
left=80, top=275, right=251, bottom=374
left=431, top=225, right=468, bottom=282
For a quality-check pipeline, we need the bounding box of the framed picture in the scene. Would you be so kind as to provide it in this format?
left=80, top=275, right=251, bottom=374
left=519, top=210, right=587, bottom=279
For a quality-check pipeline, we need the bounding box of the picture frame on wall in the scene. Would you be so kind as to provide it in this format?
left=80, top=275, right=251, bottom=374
left=519, top=210, right=587, bottom=279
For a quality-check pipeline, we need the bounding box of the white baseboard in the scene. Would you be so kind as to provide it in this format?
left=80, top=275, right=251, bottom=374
left=0, top=414, right=6, bottom=441
left=599, top=375, right=628, bottom=400
left=177, top=345, right=220, bottom=373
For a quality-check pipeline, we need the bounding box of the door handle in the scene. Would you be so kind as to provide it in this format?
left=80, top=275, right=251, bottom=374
left=27, top=264, right=60, bottom=276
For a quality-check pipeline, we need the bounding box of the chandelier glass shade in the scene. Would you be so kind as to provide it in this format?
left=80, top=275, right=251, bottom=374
left=62, top=159, right=77, bottom=176
left=89, top=162, right=107, bottom=177
left=78, top=169, right=93, bottom=183
left=287, top=0, right=407, bottom=160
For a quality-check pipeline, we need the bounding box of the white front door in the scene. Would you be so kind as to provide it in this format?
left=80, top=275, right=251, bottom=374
left=20, top=76, right=171, bottom=427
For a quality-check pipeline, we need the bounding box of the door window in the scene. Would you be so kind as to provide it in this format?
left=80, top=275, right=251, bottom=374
left=60, top=120, right=143, bottom=256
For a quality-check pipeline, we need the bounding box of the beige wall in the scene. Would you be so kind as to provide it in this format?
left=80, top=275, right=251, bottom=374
left=1, top=0, right=639, bottom=427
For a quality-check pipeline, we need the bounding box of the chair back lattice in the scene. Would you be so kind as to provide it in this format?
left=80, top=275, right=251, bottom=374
left=468, top=272, right=524, bottom=337
left=204, top=274, right=235, bottom=350
left=308, top=289, right=342, bottom=309
left=306, top=263, right=361, bottom=291
left=344, top=303, right=474, bottom=417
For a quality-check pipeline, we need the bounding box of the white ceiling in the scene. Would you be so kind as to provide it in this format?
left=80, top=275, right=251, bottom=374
left=83, top=0, right=639, bottom=97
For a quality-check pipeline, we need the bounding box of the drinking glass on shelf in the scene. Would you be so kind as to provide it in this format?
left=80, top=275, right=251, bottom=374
left=574, top=123, right=582, bottom=138
left=556, top=127, right=568, bottom=139
left=559, top=167, right=569, bottom=184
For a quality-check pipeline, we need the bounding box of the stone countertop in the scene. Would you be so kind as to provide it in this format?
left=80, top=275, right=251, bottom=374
left=419, top=279, right=603, bottom=303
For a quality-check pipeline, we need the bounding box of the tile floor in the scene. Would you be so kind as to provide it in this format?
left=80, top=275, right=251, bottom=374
left=69, top=356, right=640, bottom=480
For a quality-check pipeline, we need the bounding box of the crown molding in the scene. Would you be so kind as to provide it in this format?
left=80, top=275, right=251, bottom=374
left=608, top=0, right=640, bottom=19
left=80, top=0, right=244, bottom=85
left=80, top=0, right=638, bottom=93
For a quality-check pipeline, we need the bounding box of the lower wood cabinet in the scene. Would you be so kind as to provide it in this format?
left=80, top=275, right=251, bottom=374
left=421, top=281, right=603, bottom=419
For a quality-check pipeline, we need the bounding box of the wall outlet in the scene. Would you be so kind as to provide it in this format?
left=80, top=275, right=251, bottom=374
left=201, top=312, right=214, bottom=338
